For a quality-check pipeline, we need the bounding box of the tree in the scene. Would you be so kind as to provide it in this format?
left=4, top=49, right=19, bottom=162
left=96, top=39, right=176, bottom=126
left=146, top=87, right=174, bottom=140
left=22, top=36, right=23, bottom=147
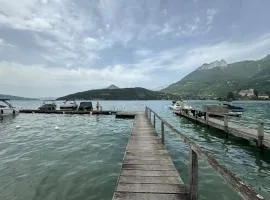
left=227, top=91, right=235, bottom=101
left=254, top=90, right=259, bottom=98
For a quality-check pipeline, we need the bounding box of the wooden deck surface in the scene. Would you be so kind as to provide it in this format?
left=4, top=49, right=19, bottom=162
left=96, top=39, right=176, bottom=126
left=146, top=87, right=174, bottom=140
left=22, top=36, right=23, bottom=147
left=176, top=111, right=270, bottom=148
left=113, top=113, right=188, bottom=200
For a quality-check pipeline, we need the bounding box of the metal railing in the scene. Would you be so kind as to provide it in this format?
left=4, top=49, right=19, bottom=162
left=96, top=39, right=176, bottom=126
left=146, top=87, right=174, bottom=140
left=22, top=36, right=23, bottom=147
left=145, top=106, right=264, bottom=200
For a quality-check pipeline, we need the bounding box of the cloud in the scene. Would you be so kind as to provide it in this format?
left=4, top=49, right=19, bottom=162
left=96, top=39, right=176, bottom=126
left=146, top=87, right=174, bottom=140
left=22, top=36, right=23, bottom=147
left=0, top=61, right=148, bottom=97
left=157, top=23, right=174, bottom=35
left=135, top=49, right=152, bottom=57
left=206, top=8, right=218, bottom=25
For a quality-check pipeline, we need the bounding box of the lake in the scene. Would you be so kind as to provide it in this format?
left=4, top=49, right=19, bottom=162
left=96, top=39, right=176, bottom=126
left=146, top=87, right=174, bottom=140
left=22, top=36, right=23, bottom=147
left=0, top=100, right=270, bottom=200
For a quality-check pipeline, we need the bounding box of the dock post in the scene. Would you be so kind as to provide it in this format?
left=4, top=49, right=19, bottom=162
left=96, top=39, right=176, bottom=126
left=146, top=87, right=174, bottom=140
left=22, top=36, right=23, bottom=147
left=189, top=148, right=198, bottom=200
left=153, top=114, right=156, bottom=128
left=149, top=110, right=151, bottom=123
left=257, top=121, right=264, bottom=148
left=205, top=112, right=209, bottom=124
left=224, top=115, right=229, bottom=137
left=161, top=121, right=165, bottom=144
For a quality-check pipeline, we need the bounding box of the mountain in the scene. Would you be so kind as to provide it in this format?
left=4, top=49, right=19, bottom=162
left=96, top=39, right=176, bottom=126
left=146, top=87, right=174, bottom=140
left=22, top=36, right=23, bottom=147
left=198, top=60, right=228, bottom=70
left=0, top=94, right=36, bottom=100
left=105, top=84, right=119, bottom=89
left=57, top=87, right=180, bottom=100
left=163, top=55, right=270, bottom=99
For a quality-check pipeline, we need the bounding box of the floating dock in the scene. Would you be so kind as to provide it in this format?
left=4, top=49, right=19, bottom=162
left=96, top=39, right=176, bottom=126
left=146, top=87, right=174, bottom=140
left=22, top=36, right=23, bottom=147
left=19, top=109, right=116, bottom=115
left=174, top=109, right=270, bottom=148
left=115, top=112, right=136, bottom=119
left=113, top=112, right=188, bottom=200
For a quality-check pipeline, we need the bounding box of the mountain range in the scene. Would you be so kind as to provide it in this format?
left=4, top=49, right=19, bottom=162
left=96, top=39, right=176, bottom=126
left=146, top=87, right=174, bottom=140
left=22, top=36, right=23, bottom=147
left=163, top=54, right=270, bottom=99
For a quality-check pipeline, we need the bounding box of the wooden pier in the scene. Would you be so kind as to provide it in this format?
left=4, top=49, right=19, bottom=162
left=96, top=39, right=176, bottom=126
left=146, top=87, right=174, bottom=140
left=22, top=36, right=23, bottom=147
left=113, top=107, right=264, bottom=200
left=113, top=112, right=188, bottom=200
left=19, top=109, right=116, bottom=115
left=174, top=109, right=270, bottom=148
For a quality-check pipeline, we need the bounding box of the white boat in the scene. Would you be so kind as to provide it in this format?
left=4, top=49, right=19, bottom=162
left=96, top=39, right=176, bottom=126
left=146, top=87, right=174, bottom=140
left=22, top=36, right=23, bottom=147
left=0, top=99, right=19, bottom=119
left=169, top=100, right=192, bottom=111
left=60, top=100, right=78, bottom=110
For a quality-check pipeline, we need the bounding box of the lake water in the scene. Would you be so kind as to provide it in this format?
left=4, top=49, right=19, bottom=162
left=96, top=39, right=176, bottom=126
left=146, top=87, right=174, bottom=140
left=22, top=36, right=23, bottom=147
left=0, top=100, right=270, bottom=200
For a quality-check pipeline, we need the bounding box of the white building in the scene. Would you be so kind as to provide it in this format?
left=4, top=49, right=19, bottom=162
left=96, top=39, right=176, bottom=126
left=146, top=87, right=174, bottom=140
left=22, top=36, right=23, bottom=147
left=238, top=89, right=254, bottom=97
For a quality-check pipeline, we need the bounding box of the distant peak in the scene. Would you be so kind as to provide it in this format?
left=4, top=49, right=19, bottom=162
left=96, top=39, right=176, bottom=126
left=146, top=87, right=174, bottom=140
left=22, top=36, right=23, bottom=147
left=263, top=54, right=270, bottom=60
left=198, top=59, right=228, bottom=70
left=105, top=84, right=119, bottom=89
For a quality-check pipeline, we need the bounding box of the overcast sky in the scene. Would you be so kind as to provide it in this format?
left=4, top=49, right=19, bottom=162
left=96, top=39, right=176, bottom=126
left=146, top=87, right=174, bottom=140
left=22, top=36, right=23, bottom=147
left=0, top=0, right=270, bottom=97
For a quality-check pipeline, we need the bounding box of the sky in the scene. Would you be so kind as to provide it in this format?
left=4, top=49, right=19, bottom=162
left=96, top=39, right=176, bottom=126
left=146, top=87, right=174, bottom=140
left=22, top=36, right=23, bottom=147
left=0, top=0, right=270, bottom=98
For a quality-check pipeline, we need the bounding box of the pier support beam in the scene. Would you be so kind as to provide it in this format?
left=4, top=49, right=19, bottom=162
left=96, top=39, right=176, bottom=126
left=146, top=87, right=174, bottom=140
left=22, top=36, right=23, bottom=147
left=161, top=121, right=165, bottom=144
left=189, top=148, right=198, bottom=200
left=257, top=121, right=264, bottom=149
left=224, top=115, right=229, bottom=138
left=153, top=114, right=156, bottom=128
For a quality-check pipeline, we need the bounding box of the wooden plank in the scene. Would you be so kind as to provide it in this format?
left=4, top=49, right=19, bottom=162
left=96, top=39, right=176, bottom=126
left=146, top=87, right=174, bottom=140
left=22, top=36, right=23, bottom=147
left=114, top=192, right=188, bottom=200
left=118, top=175, right=183, bottom=184
left=113, top=113, right=187, bottom=200
left=116, top=183, right=185, bottom=193
left=122, top=164, right=175, bottom=171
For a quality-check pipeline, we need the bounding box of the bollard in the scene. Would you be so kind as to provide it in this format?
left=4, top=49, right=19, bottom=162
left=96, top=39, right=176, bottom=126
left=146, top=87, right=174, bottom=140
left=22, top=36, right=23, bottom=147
left=257, top=121, right=264, bottom=148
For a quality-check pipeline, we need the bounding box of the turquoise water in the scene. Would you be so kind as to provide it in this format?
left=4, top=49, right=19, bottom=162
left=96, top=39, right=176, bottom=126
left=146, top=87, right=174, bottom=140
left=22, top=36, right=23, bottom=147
left=0, top=100, right=270, bottom=200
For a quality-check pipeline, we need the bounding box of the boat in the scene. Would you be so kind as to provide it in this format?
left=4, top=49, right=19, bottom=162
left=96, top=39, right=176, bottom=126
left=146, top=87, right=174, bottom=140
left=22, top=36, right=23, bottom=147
left=169, top=100, right=192, bottom=111
left=78, top=101, right=93, bottom=111
left=38, top=100, right=57, bottom=111
left=222, top=103, right=244, bottom=117
left=60, top=100, right=78, bottom=110
left=0, top=99, right=19, bottom=119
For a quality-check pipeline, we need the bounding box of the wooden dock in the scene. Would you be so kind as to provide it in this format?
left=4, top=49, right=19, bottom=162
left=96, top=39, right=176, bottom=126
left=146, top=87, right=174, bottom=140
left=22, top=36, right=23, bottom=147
left=174, top=109, right=270, bottom=148
left=113, top=107, right=264, bottom=200
left=19, top=109, right=116, bottom=115
left=113, top=112, right=188, bottom=200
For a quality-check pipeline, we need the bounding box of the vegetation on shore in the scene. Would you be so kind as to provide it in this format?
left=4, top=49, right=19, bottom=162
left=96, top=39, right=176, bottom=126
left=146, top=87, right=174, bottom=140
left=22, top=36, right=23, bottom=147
left=163, top=54, right=270, bottom=100
left=57, top=87, right=181, bottom=100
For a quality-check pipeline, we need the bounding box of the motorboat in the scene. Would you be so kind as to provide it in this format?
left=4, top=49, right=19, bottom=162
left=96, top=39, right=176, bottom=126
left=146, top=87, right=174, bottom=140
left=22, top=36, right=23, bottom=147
left=78, top=101, right=93, bottom=111
left=0, top=99, right=19, bottom=119
left=222, top=103, right=244, bottom=117
left=60, top=100, right=78, bottom=110
left=38, top=100, right=57, bottom=111
left=169, top=100, right=192, bottom=111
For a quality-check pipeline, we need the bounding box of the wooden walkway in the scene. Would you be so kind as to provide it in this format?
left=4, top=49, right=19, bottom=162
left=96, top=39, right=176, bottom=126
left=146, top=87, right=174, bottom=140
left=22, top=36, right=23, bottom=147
left=113, top=113, right=188, bottom=200
left=175, top=110, right=270, bottom=148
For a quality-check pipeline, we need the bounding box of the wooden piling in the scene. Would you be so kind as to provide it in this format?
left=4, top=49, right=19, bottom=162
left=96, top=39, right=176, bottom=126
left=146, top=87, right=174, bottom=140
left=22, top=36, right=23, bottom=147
left=189, top=149, right=198, bottom=200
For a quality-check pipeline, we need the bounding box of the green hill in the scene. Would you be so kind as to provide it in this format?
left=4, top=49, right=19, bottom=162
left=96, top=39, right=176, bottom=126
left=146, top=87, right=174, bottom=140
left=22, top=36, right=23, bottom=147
left=0, top=94, right=36, bottom=100
left=57, top=87, right=180, bottom=100
left=163, top=54, right=270, bottom=99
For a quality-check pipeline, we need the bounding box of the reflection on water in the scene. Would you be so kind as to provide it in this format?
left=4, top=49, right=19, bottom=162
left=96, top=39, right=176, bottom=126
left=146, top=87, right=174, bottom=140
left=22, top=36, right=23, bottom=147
left=0, top=100, right=270, bottom=200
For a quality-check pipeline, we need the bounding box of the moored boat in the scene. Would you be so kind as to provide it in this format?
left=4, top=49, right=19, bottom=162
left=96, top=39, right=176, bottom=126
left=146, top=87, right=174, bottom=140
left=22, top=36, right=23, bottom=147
left=222, top=103, right=244, bottom=117
left=78, top=101, right=93, bottom=111
left=169, top=100, right=192, bottom=111
left=0, top=99, right=19, bottom=119
left=60, top=100, right=78, bottom=110
left=38, top=100, right=57, bottom=111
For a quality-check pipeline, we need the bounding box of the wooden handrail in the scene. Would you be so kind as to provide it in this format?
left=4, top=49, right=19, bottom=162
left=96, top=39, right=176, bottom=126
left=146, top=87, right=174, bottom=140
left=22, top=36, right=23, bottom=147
left=145, top=106, right=264, bottom=200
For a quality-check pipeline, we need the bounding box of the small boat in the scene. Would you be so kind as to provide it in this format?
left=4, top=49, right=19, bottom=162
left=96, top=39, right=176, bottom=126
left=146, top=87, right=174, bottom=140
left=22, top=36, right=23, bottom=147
left=60, top=100, right=78, bottom=110
left=0, top=99, right=19, bottom=119
left=169, top=100, right=192, bottom=111
left=222, top=103, right=244, bottom=117
left=78, top=101, right=93, bottom=111
left=38, top=100, right=57, bottom=111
